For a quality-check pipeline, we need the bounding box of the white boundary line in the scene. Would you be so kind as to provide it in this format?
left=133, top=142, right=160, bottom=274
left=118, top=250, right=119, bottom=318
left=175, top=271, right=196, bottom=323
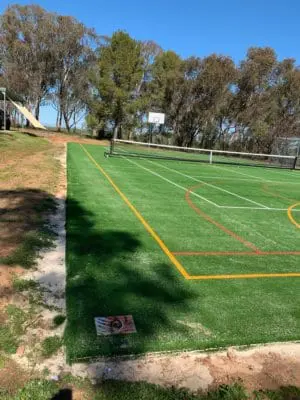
left=123, top=157, right=220, bottom=207
left=114, top=145, right=300, bottom=184
left=211, top=164, right=300, bottom=185
left=211, top=164, right=271, bottom=182
left=189, top=175, right=262, bottom=181
left=149, top=160, right=269, bottom=209
left=254, top=167, right=300, bottom=178
left=117, top=157, right=300, bottom=212
left=218, top=205, right=300, bottom=211
left=189, top=175, right=300, bottom=185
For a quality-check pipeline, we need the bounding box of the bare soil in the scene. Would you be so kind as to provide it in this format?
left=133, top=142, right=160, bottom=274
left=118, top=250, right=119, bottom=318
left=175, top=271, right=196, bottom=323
left=16, top=127, right=109, bottom=146
left=0, top=265, right=24, bottom=318
left=81, top=343, right=300, bottom=393
left=0, top=357, right=29, bottom=396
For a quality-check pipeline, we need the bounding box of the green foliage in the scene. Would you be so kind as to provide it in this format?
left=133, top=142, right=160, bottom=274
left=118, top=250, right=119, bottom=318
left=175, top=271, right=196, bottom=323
left=1, top=375, right=300, bottom=400
left=206, top=384, right=248, bottom=400
left=6, top=305, right=27, bottom=337
left=93, top=381, right=249, bottom=400
left=52, top=315, right=66, bottom=327
left=1, top=4, right=96, bottom=131
left=12, top=379, right=58, bottom=400
left=254, top=386, right=300, bottom=400
left=0, top=353, right=6, bottom=369
left=2, top=3, right=300, bottom=149
left=0, top=326, right=18, bottom=354
left=88, top=30, right=144, bottom=137
left=41, top=336, right=63, bottom=358
left=150, top=50, right=183, bottom=107
left=13, top=278, right=37, bottom=292
left=0, top=306, right=28, bottom=354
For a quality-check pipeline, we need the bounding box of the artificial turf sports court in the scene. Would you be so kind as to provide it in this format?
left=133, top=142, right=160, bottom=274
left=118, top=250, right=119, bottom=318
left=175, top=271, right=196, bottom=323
left=65, top=142, right=300, bottom=362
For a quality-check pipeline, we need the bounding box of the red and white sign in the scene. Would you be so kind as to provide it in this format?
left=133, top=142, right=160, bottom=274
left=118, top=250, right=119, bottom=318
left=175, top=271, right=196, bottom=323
left=94, top=315, right=136, bottom=336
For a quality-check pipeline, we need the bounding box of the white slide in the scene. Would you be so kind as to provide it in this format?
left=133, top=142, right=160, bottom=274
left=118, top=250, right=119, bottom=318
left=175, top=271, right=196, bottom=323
left=10, top=99, right=47, bottom=130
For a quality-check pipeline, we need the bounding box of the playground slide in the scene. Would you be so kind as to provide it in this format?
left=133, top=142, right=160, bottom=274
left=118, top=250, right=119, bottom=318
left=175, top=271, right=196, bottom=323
left=10, top=99, right=46, bottom=130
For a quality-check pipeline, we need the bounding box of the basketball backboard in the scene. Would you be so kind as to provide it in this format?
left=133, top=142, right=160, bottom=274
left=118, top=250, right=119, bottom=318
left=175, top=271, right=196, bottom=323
left=148, top=112, right=165, bottom=124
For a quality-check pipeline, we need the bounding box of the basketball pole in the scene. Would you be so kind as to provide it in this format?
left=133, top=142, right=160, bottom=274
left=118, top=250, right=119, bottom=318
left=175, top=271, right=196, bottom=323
left=148, top=122, right=153, bottom=144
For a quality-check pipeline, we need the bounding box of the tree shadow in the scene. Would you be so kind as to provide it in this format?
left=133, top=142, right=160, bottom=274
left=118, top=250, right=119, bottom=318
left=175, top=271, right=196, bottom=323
left=0, top=188, right=56, bottom=268
left=18, top=130, right=40, bottom=138
left=64, top=196, right=198, bottom=362
left=0, top=187, right=199, bottom=364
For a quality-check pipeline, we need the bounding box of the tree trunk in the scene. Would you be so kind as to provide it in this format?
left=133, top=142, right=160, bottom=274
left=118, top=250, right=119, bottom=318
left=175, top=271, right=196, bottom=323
left=56, top=110, right=60, bottom=129
left=57, top=108, right=63, bottom=132
left=35, top=98, right=41, bottom=120
left=113, top=122, right=119, bottom=139
left=57, top=84, right=64, bottom=132
left=63, top=111, right=70, bottom=132
left=73, top=113, right=76, bottom=133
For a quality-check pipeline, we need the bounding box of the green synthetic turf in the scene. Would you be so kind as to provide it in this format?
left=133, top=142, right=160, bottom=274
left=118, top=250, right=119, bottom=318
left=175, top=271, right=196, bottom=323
left=65, top=143, right=300, bottom=362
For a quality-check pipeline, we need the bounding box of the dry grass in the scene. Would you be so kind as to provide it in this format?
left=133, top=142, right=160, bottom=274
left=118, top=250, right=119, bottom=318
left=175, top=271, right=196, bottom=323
left=0, top=131, right=63, bottom=266
left=0, top=355, right=29, bottom=397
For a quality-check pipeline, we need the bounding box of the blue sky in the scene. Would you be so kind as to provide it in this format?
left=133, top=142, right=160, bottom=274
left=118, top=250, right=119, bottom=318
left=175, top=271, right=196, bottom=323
left=1, top=0, right=299, bottom=126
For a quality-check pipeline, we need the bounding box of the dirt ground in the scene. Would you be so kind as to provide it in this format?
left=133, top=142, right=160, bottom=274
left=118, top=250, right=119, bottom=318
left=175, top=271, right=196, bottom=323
left=83, top=343, right=300, bottom=392
left=16, top=127, right=110, bottom=146
left=1, top=129, right=300, bottom=396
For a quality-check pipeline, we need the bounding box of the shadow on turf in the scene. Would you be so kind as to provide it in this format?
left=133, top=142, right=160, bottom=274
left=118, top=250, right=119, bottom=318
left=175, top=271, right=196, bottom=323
left=63, top=197, right=199, bottom=362
left=0, top=189, right=198, bottom=362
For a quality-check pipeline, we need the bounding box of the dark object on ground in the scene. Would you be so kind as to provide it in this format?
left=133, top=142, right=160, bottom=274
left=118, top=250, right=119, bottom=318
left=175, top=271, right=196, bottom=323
left=51, top=388, right=72, bottom=400
left=0, top=109, right=11, bottom=130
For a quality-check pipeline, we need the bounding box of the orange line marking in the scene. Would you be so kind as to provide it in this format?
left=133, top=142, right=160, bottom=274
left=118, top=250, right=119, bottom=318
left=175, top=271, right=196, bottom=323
left=261, top=183, right=298, bottom=204
left=185, top=184, right=261, bottom=253
left=173, top=251, right=300, bottom=256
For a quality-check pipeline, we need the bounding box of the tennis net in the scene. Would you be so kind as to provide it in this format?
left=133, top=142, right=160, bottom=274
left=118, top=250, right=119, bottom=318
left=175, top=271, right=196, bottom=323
left=107, top=139, right=298, bottom=169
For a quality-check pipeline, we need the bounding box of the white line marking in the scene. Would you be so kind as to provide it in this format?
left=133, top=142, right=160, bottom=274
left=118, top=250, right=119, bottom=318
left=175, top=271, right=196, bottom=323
left=189, top=175, right=260, bottom=181
left=219, top=206, right=300, bottom=211
left=114, top=146, right=300, bottom=184
left=188, top=175, right=300, bottom=185
left=123, top=157, right=220, bottom=207
left=211, top=164, right=300, bottom=185
left=255, top=167, right=300, bottom=178
left=149, top=160, right=269, bottom=209
left=112, top=156, right=300, bottom=212
left=211, top=164, right=269, bottom=181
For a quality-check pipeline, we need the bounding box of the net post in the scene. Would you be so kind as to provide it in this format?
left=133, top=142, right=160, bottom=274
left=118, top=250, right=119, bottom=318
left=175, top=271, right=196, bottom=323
left=209, top=151, right=213, bottom=164
left=292, top=156, right=298, bottom=170
left=110, top=138, right=114, bottom=155
left=148, top=123, right=153, bottom=145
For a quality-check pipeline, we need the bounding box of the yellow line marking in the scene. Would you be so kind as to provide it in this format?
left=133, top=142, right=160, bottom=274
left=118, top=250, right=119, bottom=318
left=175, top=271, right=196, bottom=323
left=288, top=202, right=300, bottom=229
left=80, top=144, right=300, bottom=281
left=80, top=144, right=190, bottom=279
left=188, top=272, right=300, bottom=280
